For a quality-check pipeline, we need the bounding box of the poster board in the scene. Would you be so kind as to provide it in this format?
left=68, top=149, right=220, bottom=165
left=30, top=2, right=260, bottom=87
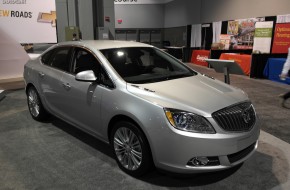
left=271, top=23, right=290, bottom=54
left=252, top=21, right=273, bottom=54
left=0, top=0, right=57, bottom=43
left=227, top=17, right=265, bottom=50
left=219, top=34, right=231, bottom=50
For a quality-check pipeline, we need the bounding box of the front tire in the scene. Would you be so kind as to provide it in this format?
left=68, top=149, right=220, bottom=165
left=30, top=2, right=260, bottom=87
left=110, top=121, right=153, bottom=177
left=27, top=86, right=49, bottom=121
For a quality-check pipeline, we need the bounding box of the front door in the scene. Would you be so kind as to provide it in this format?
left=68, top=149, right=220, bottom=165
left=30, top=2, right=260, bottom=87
left=58, top=48, right=106, bottom=137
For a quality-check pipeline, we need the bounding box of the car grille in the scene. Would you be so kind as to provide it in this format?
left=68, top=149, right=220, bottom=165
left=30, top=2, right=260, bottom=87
left=212, top=102, right=256, bottom=132
left=228, top=143, right=256, bottom=164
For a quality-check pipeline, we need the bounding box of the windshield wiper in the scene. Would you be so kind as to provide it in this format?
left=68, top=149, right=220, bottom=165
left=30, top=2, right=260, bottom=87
left=161, top=73, right=191, bottom=81
left=126, top=73, right=191, bottom=84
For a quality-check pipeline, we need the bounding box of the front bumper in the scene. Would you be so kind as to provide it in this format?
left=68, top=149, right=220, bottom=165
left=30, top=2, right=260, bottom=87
left=147, top=118, right=260, bottom=174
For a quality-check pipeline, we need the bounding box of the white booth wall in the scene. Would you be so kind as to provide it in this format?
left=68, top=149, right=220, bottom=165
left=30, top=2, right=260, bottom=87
left=0, top=29, right=29, bottom=80
left=114, top=4, right=164, bottom=29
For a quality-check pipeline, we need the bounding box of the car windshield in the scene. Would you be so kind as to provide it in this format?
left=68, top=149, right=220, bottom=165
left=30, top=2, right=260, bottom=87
left=100, top=47, right=196, bottom=84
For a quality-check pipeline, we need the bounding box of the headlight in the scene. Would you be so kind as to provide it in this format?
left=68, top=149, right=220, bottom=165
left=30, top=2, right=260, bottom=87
left=164, top=108, right=215, bottom=134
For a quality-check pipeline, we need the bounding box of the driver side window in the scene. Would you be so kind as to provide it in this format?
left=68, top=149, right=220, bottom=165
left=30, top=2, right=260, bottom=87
left=73, top=48, right=114, bottom=88
left=73, top=48, right=99, bottom=75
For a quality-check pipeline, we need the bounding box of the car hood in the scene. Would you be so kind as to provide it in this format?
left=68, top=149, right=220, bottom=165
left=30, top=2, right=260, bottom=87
left=126, top=74, right=248, bottom=117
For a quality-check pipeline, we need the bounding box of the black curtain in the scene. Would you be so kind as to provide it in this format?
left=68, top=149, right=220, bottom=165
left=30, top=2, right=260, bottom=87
left=201, top=23, right=213, bottom=50
left=221, top=21, right=228, bottom=34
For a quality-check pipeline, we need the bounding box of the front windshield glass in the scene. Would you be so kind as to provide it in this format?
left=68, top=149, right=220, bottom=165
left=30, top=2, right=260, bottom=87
left=100, top=47, right=196, bottom=84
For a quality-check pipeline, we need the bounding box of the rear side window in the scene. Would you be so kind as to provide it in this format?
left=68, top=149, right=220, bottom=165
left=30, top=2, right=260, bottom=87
left=73, top=48, right=99, bottom=75
left=49, top=47, right=71, bottom=72
left=41, top=49, right=54, bottom=65
left=42, top=47, right=72, bottom=72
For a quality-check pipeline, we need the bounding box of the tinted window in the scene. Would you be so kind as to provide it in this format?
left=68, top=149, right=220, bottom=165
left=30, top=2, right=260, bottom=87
left=72, top=48, right=114, bottom=88
left=73, top=48, right=99, bottom=75
left=41, top=49, right=54, bottom=65
left=100, top=47, right=196, bottom=84
left=49, top=47, right=71, bottom=72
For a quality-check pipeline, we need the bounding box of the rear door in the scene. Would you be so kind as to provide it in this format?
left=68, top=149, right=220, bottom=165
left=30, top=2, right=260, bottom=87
left=38, top=46, right=73, bottom=116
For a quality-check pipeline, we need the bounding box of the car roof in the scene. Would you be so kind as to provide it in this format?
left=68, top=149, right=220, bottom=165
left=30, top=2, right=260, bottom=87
left=57, top=40, right=153, bottom=50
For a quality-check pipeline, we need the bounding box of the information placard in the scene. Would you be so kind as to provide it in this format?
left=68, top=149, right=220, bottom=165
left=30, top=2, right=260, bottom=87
left=271, top=23, right=290, bottom=54
left=252, top=21, right=273, bottom=54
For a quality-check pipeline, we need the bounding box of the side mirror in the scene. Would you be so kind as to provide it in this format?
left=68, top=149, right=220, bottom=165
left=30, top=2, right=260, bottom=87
left=75, top=70, right=97, bottom=82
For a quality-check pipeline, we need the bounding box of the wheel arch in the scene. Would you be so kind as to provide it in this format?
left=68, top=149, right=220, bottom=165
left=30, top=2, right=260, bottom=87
left=25, top=83, right=35, bottom=94
left=25, top=82, right=50, bottom=121
left=108, top=115, right=142, bottom=142
left=25, top=83, right=45, bottom=107
left=107, top=115, right=154, bottom=158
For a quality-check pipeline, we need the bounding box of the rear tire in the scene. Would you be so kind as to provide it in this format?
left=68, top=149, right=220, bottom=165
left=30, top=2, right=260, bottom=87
left=27, top=86, right=49, bottom=121
left=110, top=121, right=153, bottom=177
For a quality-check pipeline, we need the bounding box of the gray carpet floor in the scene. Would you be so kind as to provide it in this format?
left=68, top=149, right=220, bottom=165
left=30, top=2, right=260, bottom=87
left=0, top=64, right=290, bottom=189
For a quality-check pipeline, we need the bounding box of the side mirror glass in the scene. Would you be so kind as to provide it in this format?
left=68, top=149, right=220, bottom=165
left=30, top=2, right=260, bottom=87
left=75, top=70, right=97, bottom=82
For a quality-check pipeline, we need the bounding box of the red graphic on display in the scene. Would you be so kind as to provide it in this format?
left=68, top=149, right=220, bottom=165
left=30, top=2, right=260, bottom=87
left=272, top=23, right=290, bottom=53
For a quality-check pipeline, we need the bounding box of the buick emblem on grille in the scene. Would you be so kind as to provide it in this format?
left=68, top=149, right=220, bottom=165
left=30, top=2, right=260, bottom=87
left=242, top=107, right=251, bottom=124
left=212, top=102, right=256, bottom=131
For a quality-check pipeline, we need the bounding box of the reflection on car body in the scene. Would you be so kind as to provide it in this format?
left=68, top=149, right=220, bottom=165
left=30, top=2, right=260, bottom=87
left=24, top=40, right=260, bottom=177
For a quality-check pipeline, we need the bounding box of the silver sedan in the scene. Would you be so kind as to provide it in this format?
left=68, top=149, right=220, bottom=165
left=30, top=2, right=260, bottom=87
left=24, top=40, right=260, bottom=177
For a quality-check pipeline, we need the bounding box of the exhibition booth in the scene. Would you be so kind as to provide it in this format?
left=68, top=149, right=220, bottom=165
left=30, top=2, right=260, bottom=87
left=190, top=49, right=289, bottom=79
left=189, top=15, right=290, bottom=83
left=0, top=0, right=290, bottom=87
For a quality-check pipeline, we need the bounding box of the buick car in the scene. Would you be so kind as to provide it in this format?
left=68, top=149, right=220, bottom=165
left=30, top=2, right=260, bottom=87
left=23, top=40, right=260, bottom=177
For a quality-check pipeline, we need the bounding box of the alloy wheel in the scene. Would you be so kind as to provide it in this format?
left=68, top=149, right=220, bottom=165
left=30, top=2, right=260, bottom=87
left=113, top=127, right=142, bottom=171
left=28, top=89, right=40, bottom=117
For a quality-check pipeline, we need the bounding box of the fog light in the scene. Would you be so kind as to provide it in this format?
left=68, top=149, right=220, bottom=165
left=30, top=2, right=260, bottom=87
left=191, top=157, right=209, bottom=166
left=187, top=156, right=220, bottom=167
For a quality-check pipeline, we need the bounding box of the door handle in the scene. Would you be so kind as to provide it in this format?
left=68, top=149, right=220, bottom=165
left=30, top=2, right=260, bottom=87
left=62, top=83, right=71, bottom=90
left=38, top=72, right=45, bottom=78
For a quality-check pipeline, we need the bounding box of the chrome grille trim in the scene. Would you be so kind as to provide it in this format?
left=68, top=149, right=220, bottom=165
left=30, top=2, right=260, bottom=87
left=212, top=102, right=256, bottom=132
